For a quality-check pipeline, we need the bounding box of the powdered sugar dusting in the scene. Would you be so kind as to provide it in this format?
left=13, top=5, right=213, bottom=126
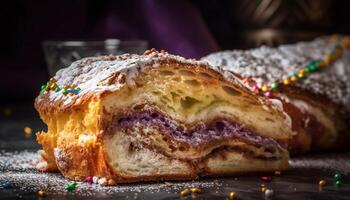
left=37, top=51, right=210, bottom=107
left=0, top=151, right=221, bottom=196
left=1, top=150, right=349, bottom=196
left=203, top=37, right=350, bottom=110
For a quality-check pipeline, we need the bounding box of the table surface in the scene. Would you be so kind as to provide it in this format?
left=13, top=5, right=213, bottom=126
left=0, top=102, right=349, bottom=200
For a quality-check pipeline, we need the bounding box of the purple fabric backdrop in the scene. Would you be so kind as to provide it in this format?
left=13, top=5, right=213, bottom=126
left=1, top=0, right=219, bottom=101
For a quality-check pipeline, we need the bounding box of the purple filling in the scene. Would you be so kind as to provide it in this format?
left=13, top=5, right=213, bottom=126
left=115, top=110, right=281, bottom=149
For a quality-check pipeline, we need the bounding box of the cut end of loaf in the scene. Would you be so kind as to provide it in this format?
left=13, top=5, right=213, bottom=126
left=35, top=53, right=291, bottom=184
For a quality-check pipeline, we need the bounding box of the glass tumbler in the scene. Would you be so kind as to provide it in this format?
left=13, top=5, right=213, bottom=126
left=42, top=39, right=148, bottom=76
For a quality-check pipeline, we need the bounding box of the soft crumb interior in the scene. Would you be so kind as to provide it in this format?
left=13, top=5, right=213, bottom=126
left=103, top=65, right=292, bottom=140
left=103, top=65, right=290, bottom=177
left=104, top=125, right=192, bottom=176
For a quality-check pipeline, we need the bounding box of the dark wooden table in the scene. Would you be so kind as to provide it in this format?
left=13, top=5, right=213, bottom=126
left=0, top=102, right=349, bottom=200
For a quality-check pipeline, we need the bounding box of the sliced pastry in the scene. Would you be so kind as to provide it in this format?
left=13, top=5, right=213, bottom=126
left=35, top=49, right=292, bottom=184
left=203, top=35, right=350, bottom=153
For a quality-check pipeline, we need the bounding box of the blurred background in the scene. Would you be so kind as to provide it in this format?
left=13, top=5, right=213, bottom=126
left=1, top=0, right=350, bottom=104
left=1, top=2, right=350, bottom=198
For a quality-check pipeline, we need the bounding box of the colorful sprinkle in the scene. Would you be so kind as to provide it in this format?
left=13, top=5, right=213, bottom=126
left=40, top=84, right=46, bottom=93
left=24, top=126, right=33, bottom=138
left=92, top=176, right=99, bottom=184
left=37, top=190, right=46, bottom=197
left=265, top=189, right=274, bottom=198
left=334, top=173, right=342, bottom=181
left=228, top=191, right=237, bottom=200
left=290, top=76, right=297, bottom=82
left=86, top=176, right=93, bottom=184
left=283, top=79, right=290, bottom=85
left=261, top=176, right=272, bottom=182
left=191, top=187, right=202, bottom=194
left=250, top=36, right=348, bottom=95
left=40, top=78, right=80, bottom=96
left=305, top=66, right=312, bottom=73
left=66, top=181, right=77, bottom=192
left=264, top=92, right=271, bottom=97
left=180, top=188, right=190, bottom=197
left=253, top=85, right=260, bottom=93
left=319, top=179, right=326, bottom=186
left=270, top=82, right=279, bottom=90
left=49, top=83, right=57, bottom=90
left=298, top=72, right=305, bottom=78
left=261, top=85, right=268, bottom=92
left=24, top=126, right=32, bottom=134
left=54, top=87, right=61, bottom=92
left=334, top=180, right=342, bottom=187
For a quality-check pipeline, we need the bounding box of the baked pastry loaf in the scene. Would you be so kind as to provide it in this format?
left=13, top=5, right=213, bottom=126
left=35, top=49, right=292, bottom=184
left=203, top=35, right=350, bottom=153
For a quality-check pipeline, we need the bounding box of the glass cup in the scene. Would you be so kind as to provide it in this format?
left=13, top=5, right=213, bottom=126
left=42, top=39, right=148, bottom=76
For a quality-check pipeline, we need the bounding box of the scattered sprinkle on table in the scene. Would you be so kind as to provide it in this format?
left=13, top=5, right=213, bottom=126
left=333, top=173, right=343, bottom=187
left=334, top=173, right=342, bottom=181
left=23, top=126, right=33, bottom=138
left=261, top=176, right=272, bottom=182
left=190, top=187, right=202, bottom=194
left=66, top=181, right=77, bottom=192
left=86, top=176, right=93, bottom=184
left=228, top=191, right=237, bottom=200
left=334, top=180, right=342, bottom=187
left=265, top=189, right=274, bottom=199
left=37, top=190, right=46, bottom=197
left=318, top=179, right=326, bottom=187
left=179, top=188, right=190, bottom=197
